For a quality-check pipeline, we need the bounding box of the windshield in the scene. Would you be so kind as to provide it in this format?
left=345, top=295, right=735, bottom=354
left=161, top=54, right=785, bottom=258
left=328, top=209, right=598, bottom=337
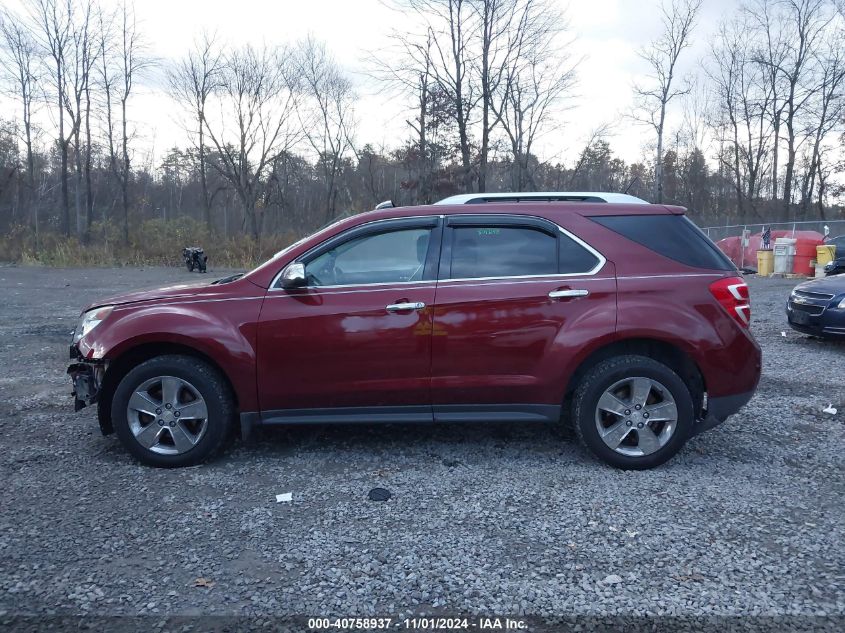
left=272, top=235, right=310, bottom=260
left=243, top=215, right=356, bottom=279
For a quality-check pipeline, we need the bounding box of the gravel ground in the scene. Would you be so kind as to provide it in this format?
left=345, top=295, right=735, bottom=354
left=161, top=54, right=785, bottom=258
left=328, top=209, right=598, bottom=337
left=0, top=265, right=842, bottom=630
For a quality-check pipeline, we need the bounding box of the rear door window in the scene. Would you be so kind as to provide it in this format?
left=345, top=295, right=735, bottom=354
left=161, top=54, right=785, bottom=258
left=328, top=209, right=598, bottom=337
left=450, top=226, right=556, bottom=279
left=446, top=220, right=600, bottom=279
left=591, top=214, right=736, bottom=271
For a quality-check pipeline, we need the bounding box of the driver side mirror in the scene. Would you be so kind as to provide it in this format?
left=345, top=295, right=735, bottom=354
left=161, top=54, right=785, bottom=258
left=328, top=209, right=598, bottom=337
left=280, top=262, right=307, bottom=289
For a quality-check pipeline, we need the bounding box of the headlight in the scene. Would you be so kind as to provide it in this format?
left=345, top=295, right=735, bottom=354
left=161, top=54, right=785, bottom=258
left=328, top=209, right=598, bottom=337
left=73, top=306, right=114, bottom=343
left=838, top=297, right=845, bottom=309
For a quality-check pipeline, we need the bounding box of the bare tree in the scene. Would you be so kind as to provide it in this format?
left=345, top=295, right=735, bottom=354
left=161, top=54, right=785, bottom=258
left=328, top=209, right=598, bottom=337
left=96, top=6, right=115, bottom=227
left=368, top=28, right=438, bottom=203
left=28, top=0, right=74, bottom=235
left=0, top=9, right=40, bottom=238
left=491, top=0, right=577, bottom=191
left=473, top=0, right=516, bottom=192
left=402, top=0, right=478, bottom=190
left=297, top=37, right=356, bottom=223
left=709, top=23, right=743, bottom=214
left=63, top=0, right=96, bottom=237
left=100, top=1, right=148, bottom=244
left=203, top=44, right=300, bottom=239
left=402, top=30, right=438, bottom=203
left=167, top=32, right=223, bottom=233
left=632, top=0, right=701, bottom=203
left=751, top=0, right=832, bottom=217
left=800, top=33, right=845, bottom=217
left=709, top=16, right=774, bottom=219
left=745, top=0, right=788, bottom=201
left=26, top=0, right=101, bottom=238
left=384, top=0, right=579, bottom=194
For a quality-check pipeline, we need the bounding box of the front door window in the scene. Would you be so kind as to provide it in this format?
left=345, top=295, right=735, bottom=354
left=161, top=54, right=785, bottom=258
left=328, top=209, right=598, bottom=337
left=306, top=228, right=432, bottom=286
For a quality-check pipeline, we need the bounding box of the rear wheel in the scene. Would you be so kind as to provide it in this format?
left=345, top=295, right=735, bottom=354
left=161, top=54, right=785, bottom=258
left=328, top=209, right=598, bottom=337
left=111, top=354, right=235, bottom=467
left=572, top=355, right=694, bottom=470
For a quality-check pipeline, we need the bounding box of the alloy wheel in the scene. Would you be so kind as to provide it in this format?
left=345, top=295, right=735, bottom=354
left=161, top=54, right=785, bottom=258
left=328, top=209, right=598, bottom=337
left=594, top=376, right=678, bottom=457
left=126, top=375, right=209, bottom=455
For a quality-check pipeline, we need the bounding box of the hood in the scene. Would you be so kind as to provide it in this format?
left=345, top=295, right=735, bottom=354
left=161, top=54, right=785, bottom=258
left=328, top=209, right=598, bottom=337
left=84, top=276, right=255, bottom=311
left=794, top=275, right=845, bottom=296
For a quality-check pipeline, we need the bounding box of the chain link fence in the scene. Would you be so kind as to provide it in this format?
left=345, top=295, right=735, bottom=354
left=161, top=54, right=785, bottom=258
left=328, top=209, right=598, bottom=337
left=700, top=220, right=845, bottom=244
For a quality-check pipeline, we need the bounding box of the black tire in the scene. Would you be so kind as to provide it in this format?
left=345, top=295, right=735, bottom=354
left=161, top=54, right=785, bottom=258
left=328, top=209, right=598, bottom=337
left=111, top=354, right=235, bottom=467
left=572, top=355, right=694, bottom=470
left=186, top=260, right=194, bottom=272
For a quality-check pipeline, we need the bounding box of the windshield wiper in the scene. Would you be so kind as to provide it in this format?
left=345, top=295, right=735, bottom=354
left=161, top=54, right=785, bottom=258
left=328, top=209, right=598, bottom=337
left=211, top=273, right=244, bottom=285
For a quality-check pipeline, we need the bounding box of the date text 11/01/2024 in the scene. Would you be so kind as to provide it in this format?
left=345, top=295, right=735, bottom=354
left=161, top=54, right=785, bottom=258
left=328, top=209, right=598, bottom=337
left=307, top=617, right=528, bottom=630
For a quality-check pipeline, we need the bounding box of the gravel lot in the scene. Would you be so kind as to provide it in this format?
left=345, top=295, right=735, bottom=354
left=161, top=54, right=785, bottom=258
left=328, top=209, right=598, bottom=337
left=0, top=265, right=842, bottom=630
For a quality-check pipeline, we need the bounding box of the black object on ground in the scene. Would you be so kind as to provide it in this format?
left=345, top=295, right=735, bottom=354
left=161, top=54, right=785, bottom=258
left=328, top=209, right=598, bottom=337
left=183, top=246, right=207, bottom=273
left=368, top=487, right=391, bottom=501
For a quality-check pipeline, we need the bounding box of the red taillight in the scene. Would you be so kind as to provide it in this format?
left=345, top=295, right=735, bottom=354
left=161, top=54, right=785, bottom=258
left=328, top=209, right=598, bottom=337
left=709, top=276, right=751, bottom=327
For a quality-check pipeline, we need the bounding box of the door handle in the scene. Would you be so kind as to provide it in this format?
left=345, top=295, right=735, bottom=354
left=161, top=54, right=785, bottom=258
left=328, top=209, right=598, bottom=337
left=386, top=301, right=426, bottom=312
left=549, top=289, right=589, bottom=299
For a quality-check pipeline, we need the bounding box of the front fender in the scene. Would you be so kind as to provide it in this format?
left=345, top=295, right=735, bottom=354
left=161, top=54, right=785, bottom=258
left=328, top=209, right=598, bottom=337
left=77, top=298, right=263, bottom=412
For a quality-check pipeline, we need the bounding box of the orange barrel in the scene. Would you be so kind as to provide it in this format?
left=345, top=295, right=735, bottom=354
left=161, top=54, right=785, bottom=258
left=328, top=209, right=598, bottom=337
left=793, top=239, right=819, bottom=276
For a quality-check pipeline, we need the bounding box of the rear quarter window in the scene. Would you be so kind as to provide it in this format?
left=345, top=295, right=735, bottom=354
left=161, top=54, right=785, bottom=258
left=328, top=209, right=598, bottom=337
left=590, top=214, right=736, bottom=271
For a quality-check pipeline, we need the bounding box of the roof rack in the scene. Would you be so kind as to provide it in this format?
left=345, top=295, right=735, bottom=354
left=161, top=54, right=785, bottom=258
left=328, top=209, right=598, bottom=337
left=434, top=192, right=648, bottom=205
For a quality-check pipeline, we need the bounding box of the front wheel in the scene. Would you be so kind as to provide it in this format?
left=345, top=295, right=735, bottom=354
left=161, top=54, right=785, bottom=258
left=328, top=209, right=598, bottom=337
left=111, top=355, right=235, bottom=467
left=572, top=355, right=694, bottom=470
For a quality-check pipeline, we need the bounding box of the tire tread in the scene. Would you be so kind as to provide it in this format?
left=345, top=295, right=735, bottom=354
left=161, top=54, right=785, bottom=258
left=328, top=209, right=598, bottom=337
left=572, top=354, right=693, bottom=470
left=111, top=354, right=235, bottom=468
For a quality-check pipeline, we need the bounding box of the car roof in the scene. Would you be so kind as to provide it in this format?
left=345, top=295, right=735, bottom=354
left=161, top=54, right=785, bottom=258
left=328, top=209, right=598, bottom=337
left=434, top=191, right=648, bottom=205
left=350, top=202, right=682, bottom=224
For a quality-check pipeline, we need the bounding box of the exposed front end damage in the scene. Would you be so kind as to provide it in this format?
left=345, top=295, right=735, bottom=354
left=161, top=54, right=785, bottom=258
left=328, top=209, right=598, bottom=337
left=68, top=344, right=106, bottom=413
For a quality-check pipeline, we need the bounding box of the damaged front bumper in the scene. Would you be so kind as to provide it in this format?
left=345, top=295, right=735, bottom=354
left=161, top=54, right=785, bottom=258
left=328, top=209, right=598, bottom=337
left=68, top=344, right=105, bottom=412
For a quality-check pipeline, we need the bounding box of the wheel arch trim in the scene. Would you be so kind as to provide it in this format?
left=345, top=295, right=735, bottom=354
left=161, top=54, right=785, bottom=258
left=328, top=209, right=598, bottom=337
left=563, top=336, right=707, bottom=419
left=96, top=339, right=247, bottom=436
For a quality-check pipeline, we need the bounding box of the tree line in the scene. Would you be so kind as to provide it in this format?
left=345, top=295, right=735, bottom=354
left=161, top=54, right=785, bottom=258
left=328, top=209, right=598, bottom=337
left=0, top=0, right=843, bottom=261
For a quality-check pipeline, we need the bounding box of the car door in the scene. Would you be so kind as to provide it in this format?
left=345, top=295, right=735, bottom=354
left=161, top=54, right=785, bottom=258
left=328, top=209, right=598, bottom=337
left=256, top=216, right=442, bottom=420
left=430, top=214, right=616, bottom=421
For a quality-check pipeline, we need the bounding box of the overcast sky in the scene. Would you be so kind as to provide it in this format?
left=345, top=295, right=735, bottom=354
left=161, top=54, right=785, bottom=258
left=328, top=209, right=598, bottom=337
left=4, top=0, right=740, bottom=168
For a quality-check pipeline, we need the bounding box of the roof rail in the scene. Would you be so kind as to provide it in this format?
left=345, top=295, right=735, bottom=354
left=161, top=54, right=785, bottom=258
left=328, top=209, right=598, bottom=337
left=434, top=192, right=648, bottom=205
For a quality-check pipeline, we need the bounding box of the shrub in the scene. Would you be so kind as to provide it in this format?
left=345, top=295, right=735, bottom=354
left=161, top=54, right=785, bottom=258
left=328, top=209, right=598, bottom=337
left=0, top=220, right=296, bottom=269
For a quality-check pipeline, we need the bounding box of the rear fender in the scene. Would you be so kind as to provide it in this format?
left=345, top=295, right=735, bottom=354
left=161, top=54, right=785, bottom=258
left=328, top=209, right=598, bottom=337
left=616, top=294, right=760, bottom=398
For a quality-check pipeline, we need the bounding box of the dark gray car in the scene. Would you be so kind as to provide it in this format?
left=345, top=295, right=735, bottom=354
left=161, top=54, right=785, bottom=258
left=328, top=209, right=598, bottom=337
left=787, top=276, right=845, bottom=338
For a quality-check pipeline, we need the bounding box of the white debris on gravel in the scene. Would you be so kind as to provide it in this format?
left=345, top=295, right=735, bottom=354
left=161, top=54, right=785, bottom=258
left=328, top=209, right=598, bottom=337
left=0, top=267, right=843, bottom=622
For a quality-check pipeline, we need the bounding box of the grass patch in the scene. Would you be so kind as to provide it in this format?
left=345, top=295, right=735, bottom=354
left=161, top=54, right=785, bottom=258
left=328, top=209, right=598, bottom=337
left=0, top=219, right=294, bottom=269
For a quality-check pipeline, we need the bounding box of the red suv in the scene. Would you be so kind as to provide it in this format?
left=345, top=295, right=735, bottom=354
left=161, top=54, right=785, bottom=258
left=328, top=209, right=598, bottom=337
left=68, top=197, right=761, bottom=469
